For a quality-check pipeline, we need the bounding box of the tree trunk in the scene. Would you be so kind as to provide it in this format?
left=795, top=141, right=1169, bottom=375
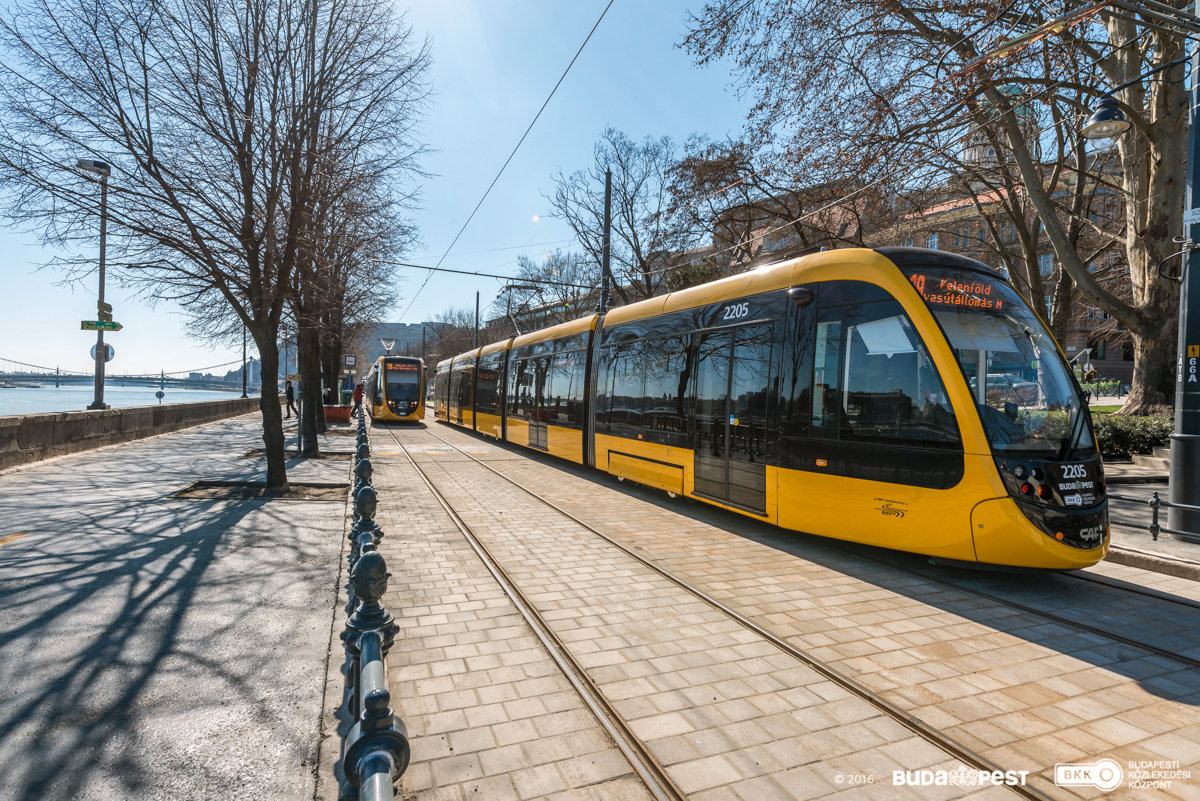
left=255, top=336, right=289, bottom=491
left=298, top=323, right=323, bottom=454
left=1121, top=322, right=1177, bottom=414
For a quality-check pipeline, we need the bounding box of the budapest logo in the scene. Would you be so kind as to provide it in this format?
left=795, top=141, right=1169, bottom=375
left=1054, top=759, right=1123, bottom=792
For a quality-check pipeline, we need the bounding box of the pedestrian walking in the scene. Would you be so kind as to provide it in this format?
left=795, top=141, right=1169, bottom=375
left=285, top=380, right=297, bottom=418
left=352, top=382, right=364, bottom=418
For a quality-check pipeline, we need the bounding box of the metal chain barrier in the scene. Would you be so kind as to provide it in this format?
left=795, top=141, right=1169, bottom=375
left=339, top=414, right=408, bottom=801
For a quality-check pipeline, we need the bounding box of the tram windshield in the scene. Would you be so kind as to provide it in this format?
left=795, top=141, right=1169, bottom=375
left=384, top=361, right=420, bottom=402
left=903, top=267, right=1094, bottom=457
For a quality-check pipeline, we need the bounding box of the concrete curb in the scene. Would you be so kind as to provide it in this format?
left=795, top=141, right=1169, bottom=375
left=1107, top=544, right=1200, bottom=582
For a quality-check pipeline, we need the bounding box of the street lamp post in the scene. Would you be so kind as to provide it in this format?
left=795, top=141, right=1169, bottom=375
left=1082, top=43, right=1200, bottom=532
left=78, top=158, right=111, bottom=410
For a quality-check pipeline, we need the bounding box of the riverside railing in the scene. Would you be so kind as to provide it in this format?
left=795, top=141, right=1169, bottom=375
left=339, top=412, right=408, bottom=801
left=1108, top=490, right=1200, bottom=543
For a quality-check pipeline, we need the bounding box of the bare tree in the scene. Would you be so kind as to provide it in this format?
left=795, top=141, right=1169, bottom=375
left=0, top=0, right=430, bottom=482
left=667, top=135, right=884, bottom=266
left=685, top=1, right=1186, bottom=413
left=488, top=251, right=600, bottom=333
left=547, top=128, right=681, bottom=304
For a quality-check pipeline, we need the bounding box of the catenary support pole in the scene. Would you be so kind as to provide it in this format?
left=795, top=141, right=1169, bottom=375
left=474, top=291, right=479, bottom=349
left=599, top=168, right=612, bottom=312
left=1172, top=7, right=1200, bottom=536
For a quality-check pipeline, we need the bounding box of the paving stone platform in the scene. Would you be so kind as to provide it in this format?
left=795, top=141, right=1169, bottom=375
left=359, top=421, right=1200, bottom=800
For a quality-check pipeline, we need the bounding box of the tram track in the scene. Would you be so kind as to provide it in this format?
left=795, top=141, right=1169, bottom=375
left=383, top=427, right=687, bottom=801
left=396, top=424, right=1049, bottom=801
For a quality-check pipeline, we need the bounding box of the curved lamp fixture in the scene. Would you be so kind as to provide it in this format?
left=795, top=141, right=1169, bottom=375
left=1082, top=96, right=1132, bottom=140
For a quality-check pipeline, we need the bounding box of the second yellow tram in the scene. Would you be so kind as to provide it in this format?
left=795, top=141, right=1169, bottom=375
left=433, top=248, right=1108, bottom=569
left=364, top=356, right=426, bottom=422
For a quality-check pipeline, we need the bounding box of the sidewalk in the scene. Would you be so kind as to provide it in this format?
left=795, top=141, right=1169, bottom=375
left=0, top=412, right=348, bottom=801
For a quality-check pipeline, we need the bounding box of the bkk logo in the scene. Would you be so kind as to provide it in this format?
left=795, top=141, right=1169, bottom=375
left=1054, top=759, right=1123, bottom=792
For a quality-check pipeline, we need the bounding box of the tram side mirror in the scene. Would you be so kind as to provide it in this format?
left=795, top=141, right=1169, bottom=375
left=789, top=287, right=815, bottom=307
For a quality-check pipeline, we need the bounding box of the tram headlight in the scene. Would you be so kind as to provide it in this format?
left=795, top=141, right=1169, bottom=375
left=1013, top=465, right=1027, bottom=479
left=1037, top=484, right=1052, bottom=500
left=1020, top=482, right=1033, bottom=496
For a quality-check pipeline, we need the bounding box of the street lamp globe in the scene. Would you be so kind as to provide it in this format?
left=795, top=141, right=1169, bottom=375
left=1082, top=96, right=1132, bottom=140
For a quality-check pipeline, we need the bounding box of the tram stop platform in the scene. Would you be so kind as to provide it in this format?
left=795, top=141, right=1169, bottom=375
left=335, top=420, right=1200, bottom=801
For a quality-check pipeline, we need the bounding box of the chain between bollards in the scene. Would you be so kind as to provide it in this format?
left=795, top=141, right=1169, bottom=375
left=340, top=420, right=407, bottom=801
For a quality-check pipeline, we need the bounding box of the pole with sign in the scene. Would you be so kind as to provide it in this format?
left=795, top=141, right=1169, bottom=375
left=1172, top=20, right=1200, bottom=536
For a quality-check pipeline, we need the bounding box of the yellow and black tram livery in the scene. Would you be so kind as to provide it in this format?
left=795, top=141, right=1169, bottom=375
left=434, top=248, right=1107, bottom=570
left=364, top=355, right=425, bottom=422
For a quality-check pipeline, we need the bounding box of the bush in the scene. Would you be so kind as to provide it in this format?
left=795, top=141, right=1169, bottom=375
left=1092, top=413, right=1174, bottom=458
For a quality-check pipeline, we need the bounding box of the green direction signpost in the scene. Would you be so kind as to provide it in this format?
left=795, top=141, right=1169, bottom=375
left=97, top=301, right=112, bottom=313
left=81, top=320, right=122, bottom=331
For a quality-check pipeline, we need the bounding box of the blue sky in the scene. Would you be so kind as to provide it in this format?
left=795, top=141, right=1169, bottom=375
left=4, top=0, right=751, bottom=375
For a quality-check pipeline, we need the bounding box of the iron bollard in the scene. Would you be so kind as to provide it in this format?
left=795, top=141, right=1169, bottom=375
left=353, top=458, right=374, bottom=500
left=341, top=636, right=408, bottom=801
left=356, top=442, right=370, bottom=464
left=349, top=485, right=382, bottom=569
left=341, top=546, right=400, bottom=763
left=1149, top=491, right=1162, bottom=541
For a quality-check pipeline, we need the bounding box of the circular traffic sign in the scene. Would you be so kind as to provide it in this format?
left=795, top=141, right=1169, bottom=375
left=90, top=343, right=115, bottom=362
left=155, top=391, right=165, bottom=399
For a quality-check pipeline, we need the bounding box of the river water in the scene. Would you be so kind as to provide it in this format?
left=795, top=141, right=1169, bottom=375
left=0, top=385, right=247, bottom=416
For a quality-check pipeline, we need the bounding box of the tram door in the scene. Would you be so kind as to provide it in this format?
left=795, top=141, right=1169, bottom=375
left=693, top=324, right=773, bottom=513
left=528, top=356, right=550, bottom=449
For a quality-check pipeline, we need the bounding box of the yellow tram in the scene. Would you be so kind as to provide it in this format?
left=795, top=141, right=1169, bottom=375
left=434, top=248, right=1108, bottom=569
left=364, top=355, right=425, bottom=422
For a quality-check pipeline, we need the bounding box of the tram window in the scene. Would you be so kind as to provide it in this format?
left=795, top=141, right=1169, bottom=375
left=599, top=342, right=644, bottom=433
left=548, top=350, right=586, bottom=428
left=385, top=363, right=420, bottom=402
left=813, top=300, right=960, bottom=447
left=811, top=321, right=842, bottom=438
left=508, top=359, right=531, bottom=420
left=476, top=356, right=502, bottom=415
left=643, top=336, right=690, bottom=435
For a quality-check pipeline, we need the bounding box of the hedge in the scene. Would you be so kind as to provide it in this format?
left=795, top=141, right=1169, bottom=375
left=1092, top=413, right=1174, bottom=458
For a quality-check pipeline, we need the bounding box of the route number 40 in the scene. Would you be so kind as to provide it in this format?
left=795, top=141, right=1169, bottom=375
left=722, top=302, right=750, bottom=320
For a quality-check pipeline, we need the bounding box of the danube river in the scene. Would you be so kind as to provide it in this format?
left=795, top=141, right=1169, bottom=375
left=0, top=385, right=247, bottom=416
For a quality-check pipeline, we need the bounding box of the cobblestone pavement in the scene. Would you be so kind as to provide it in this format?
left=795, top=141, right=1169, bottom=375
left=371, top=426, right=1013, bottom=801
left=0, top=413, right=347, bottom=801
left=389, top=422, right=1200, bottom=801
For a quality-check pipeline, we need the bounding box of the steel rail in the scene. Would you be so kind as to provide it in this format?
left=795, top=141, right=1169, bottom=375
left=416, top=426, right=1048, bottom=801
left=382, top=428, right=686, bottom=801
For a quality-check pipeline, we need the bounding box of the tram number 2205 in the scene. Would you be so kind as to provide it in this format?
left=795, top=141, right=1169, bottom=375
left=722, top=302, right=750, bottom=320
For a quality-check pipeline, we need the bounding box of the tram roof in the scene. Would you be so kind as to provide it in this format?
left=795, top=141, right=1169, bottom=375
left=600, top=248, right=863, bottom=328
left=479, top=338, right=513, bottom=357
left=450, top=348, right=481, bottom=366
left=509, top=313, right=599, bottom=351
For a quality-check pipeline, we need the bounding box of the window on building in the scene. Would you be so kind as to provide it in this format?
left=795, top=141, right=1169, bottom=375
left=1038, top=253, right=1054, bottom=277
left=1123, top=340, right=1134, bottom=361
left=901, top=238, right=914, bottom=247
left=927, top=233, right=939, bottom=250
left=956, top=227, right=970, bottom=248
left=1087, top=338, right=1107, bottom=361
left=1044, top=296, right=1052, bottom=315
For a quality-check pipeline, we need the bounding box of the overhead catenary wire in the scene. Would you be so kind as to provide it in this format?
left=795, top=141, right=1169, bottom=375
left=396, top=0, right=616, bottom=323
left=374, top=258, right=595, bottom=290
